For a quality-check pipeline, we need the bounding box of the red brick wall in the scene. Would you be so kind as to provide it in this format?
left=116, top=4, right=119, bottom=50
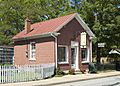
left=14, top=45, right=27, bottom=65
left=36, top=40, right=55, bottom=64
left=14, top=37, right=55, bottom=65
left=57, top=18, right=90, bottom=70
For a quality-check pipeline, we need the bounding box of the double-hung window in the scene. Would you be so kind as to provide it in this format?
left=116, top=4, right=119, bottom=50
left=30, top=42, right=36, bottom=60
left=58, top=45, right=68, bottom=64
left=81, top=48, right=89, bottom=63
left=81, top=48, right=87, bottom=61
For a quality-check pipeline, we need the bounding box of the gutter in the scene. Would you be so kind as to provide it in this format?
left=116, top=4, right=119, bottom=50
left=13, top=32, right=59, bottom=41
left=51, top=33, right=60, bottom=69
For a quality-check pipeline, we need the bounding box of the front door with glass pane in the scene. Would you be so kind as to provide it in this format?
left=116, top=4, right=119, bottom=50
left=71, top=47, right=77, bottom=69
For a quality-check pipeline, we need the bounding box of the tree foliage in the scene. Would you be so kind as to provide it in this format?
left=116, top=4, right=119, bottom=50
left=0, top=0, right=48, bottom=45
left=0, top=0, right=120, bottom=56
left=76, top=0, right=120, bottom=55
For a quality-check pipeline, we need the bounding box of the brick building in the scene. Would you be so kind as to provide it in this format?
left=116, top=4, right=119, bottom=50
left=13, top=13, right=95, bottom=71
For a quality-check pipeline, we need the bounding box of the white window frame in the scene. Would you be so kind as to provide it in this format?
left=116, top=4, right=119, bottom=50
left=81, top=48, right=89, bottom=63
left=29, top=42, right=36, bottom=60
left=58, top=45, right=69, bottom=64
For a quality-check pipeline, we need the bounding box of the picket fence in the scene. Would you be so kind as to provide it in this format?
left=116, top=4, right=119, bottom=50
left=0, top=63, right=55, bottom=84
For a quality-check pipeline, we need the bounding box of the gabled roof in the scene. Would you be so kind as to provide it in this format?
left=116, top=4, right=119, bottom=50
left=13, top=13, right=95, bottom=41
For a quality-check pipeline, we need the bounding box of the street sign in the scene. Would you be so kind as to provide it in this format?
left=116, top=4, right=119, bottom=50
left=98, top=43, right=105, bottom=47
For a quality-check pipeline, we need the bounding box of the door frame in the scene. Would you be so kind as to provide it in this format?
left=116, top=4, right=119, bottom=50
left=71, top=41, right=79, bottom=70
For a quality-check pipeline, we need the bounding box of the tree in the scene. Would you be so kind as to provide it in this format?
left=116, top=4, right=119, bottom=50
left=46, top=0, right=74, bottom=19
left=0, top=0, right=120, bottom=53
left=0, top=0, right=50, bottom=45
left=76, top=0, right=120, bottom=56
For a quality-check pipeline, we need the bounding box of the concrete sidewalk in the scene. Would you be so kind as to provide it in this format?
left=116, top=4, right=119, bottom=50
left=1, top=71, right=120, bottom=86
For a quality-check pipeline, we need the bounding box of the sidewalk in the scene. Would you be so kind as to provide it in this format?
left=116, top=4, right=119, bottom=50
left=1, top=71, right=120, bottom=86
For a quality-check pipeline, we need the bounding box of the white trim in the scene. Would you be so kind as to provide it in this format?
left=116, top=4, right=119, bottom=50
left=58, top=45, right=69, bottom=64
left=76, top=46, right=79, bottom=70
left=71, top=41, right=79, bottom=70
left=29, top=58, right=36, bottom=61
left=81, top=48, right=90, bottom=63
left=29, top=42, right=36, bottom=61
left=90, top=40, right=92, bottom=62
left=51, top=33, right=58, bottom=68
left=81, top=61, right=89, bottom=63
left=54, top=13, right=95, bottom=38
left=58, top=62, right=69, bottom=64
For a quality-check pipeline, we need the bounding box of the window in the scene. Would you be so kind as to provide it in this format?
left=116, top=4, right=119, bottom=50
left=81, top=48, right=87, bottom=61
left=58, top=45, right=68, bottom=63
left=30, top=42, right=36, bottom=60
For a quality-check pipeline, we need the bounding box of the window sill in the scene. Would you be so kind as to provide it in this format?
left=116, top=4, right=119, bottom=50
left=29, top=58, right=36, bottom=61
left=81, top=61, right=89, bottom=63
left=58, top=62, right=69, bottom=64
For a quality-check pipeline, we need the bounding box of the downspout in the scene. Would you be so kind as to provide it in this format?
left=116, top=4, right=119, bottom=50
left=51, top=33, right=58, bottom=68
left=89, top=37, right=93, bottom=62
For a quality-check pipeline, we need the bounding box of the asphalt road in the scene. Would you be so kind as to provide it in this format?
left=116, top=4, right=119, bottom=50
left=54, top=76, right=120, bottom=86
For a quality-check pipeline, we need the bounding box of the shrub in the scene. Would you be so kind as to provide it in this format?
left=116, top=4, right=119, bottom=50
left=99, top=63, right=115, bottom=71
left=89, top=62, right=97, bottom=73
left=55, top=67, right=65, bottom=75
left=69, top=69, right=75, bottom=75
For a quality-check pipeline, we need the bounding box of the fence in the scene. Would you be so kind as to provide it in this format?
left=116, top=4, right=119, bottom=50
left=0, top=63, right=55, bottom=84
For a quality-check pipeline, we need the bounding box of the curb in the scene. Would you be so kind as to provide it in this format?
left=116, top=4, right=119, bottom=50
left=34, top=74, right=120, bottom=86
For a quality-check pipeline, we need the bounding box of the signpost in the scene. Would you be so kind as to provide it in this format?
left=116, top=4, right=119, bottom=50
left=96, top=43, right=105, bottom=70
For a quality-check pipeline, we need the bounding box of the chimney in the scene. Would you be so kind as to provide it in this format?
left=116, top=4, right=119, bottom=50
left=25, top=17, right=31, bottom=34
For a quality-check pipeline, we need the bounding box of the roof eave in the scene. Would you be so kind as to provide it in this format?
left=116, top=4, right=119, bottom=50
left=13, top=32, right=59, bottom=41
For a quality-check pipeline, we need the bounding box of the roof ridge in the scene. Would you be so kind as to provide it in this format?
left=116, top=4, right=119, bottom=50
left=31, top=13, right=76, bottom=26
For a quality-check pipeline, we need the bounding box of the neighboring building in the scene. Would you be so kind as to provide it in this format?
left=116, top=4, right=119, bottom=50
left=0, top=46, right=14, bottom=64
left=109, top=49, right=120, bottom=55
left=13, top=13, right=95, bottom=71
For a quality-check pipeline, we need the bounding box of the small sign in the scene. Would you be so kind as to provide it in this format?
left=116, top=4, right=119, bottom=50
left=81, top=32, right=86, bottom=46
left=98, top=43, right=105, bottom=47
